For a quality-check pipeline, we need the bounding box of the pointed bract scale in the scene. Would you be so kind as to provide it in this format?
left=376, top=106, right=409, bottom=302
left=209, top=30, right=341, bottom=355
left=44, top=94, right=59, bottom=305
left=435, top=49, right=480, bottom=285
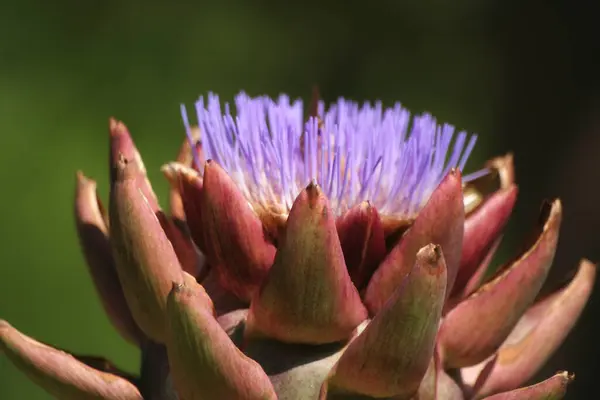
left=365, top=170, right=464, bottom=314
left=201, top=160, right=276, bottom=301
left=165, top=277, right=277, bottom=400
left=481, top=371, right=573, bottom=400
left=156, top=211, right=201, bottom=277
left=488, top=153, right=515, bottom=189
left=453, top=185, right=518, bottom=296
left=160, top=164, right=203, bottom=277
left=166, top=162, right=187, bottom=224
left=109, top=155, right=184, bottom=342
left=168, top=126, right=202, bottom=221
left=463, top=259, right=595, bottom=398
left=74, top=172, right=144, bottom=346
left=163, top=162, right=207, bottom=253
left=0, top=321, right=142, bottom=400
left=336, top=201, right=387, bottom=290
left=247, top=182, right=368, bottom=345
left=109, top=118, right=159, bottom=212
left=463, top=154, right=515, bottom=215
left=438, top=200, right=562, bottom=369
left=321, top=244, right=447, bottom=399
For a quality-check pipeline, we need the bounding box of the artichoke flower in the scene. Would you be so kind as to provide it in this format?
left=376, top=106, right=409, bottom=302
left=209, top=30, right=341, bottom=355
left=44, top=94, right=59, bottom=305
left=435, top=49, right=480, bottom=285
left=0, top=91, right=595, bottom=400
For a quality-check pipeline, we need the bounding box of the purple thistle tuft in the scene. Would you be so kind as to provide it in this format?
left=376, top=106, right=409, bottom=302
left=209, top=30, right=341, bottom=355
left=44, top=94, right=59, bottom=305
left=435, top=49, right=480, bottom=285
left=181, top=91, right=480, bottom=219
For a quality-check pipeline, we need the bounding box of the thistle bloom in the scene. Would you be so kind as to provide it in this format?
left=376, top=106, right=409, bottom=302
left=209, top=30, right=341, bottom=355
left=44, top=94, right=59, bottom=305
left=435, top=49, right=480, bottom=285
left=0, top=91, right=595, bottom=400
left=181, top=93, right=479, bottom=220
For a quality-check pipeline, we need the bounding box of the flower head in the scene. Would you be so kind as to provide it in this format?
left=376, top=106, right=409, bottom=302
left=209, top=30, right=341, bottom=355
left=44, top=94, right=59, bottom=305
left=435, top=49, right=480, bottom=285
left=1, top=90, right=594, bottom=400
left=181, top=92, right=481, bottom=220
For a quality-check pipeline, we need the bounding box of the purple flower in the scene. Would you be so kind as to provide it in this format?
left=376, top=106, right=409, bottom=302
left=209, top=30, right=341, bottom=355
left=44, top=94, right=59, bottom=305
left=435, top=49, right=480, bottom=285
left=181, top=92, right=482, bottom=219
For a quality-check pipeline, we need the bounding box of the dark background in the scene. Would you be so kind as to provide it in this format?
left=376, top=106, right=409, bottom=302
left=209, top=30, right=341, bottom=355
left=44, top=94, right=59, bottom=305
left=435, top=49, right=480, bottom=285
left=1, top=1, right=598, bottom=398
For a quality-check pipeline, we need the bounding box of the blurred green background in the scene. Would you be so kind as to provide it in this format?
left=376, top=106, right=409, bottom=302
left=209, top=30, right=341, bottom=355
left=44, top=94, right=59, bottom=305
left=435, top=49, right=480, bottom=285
left=1, top=1, right=598, bottom=398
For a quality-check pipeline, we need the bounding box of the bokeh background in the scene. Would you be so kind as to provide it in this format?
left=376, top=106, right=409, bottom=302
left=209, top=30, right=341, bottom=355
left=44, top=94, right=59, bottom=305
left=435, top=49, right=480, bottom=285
left=1, top=0, right=599, bottom=398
